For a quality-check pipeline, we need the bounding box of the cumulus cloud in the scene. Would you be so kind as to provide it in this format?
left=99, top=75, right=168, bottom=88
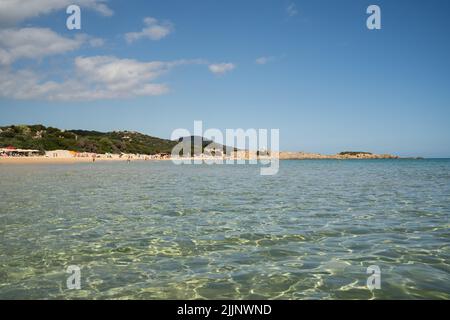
left=74, top=56, right=172, bottom=93
left=0, top=68, right=63, bottom=100
left=125, top=17, right=173, bottom=43
left=0, top=28, right=84, bottom=65
left=0, top=28, right=104, bottom=65
left=0, top=56, right=202, bottom=101
left=208, top=63, right=235, bottom=75
left=0, top=0, right=113, bottom=26
left=286, top=3, right=298, bottom=17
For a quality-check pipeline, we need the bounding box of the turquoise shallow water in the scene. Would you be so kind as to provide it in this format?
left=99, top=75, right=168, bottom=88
left=0, top=159, right=449, bottom=299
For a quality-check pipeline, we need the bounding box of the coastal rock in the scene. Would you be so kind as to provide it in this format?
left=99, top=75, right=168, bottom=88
left=278, top=151, right=398, bottom=160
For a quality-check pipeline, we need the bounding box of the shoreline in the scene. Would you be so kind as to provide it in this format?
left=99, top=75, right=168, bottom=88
left=0, top=156, right=174, bottom=164
left=0, top=155, right=412, bottom=165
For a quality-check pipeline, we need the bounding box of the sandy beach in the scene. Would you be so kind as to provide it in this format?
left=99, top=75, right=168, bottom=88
left=1, top=157, right=108, bottom=164
left=0, top=156, right=256, bottom=164
left=0, top=156, right=163, bottom=164
left=0, top=151, right=400, bottom=164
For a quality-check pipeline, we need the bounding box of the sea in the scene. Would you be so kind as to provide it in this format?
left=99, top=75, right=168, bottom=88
left=0, top=159, right=449, bottom=299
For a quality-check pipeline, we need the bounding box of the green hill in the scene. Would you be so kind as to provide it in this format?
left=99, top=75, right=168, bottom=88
left=0, top=125, right=177, bottom=155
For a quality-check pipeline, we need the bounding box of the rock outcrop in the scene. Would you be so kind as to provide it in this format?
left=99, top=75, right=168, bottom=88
left=278, top=151, right=398, bottom=160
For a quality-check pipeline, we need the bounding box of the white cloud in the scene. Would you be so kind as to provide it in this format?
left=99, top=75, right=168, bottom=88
left=0, top=56, right=202, bottom=101
left=0, top=69, right=63, bottom=100
left=74, top=56, right=170, bottom=92
left=208, top=63, right=235, bottom=75
left=0, top=28, right=105, bottom=65
left=0, top=27, right=84, bottom=65
left=286, top=3, right=298, bottom=17
left=125, top=17, right=173, bottom=43
left=255, top=56, right=274, bottom=65
left=0, top=0, right=113, bottom=26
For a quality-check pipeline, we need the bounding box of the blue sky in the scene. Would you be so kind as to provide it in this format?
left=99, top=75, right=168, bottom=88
left=0, top=0, right=449, bottom=157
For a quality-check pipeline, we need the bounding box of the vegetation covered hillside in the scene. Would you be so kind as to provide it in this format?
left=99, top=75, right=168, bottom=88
left=0, top=125, right=177, bottom=154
